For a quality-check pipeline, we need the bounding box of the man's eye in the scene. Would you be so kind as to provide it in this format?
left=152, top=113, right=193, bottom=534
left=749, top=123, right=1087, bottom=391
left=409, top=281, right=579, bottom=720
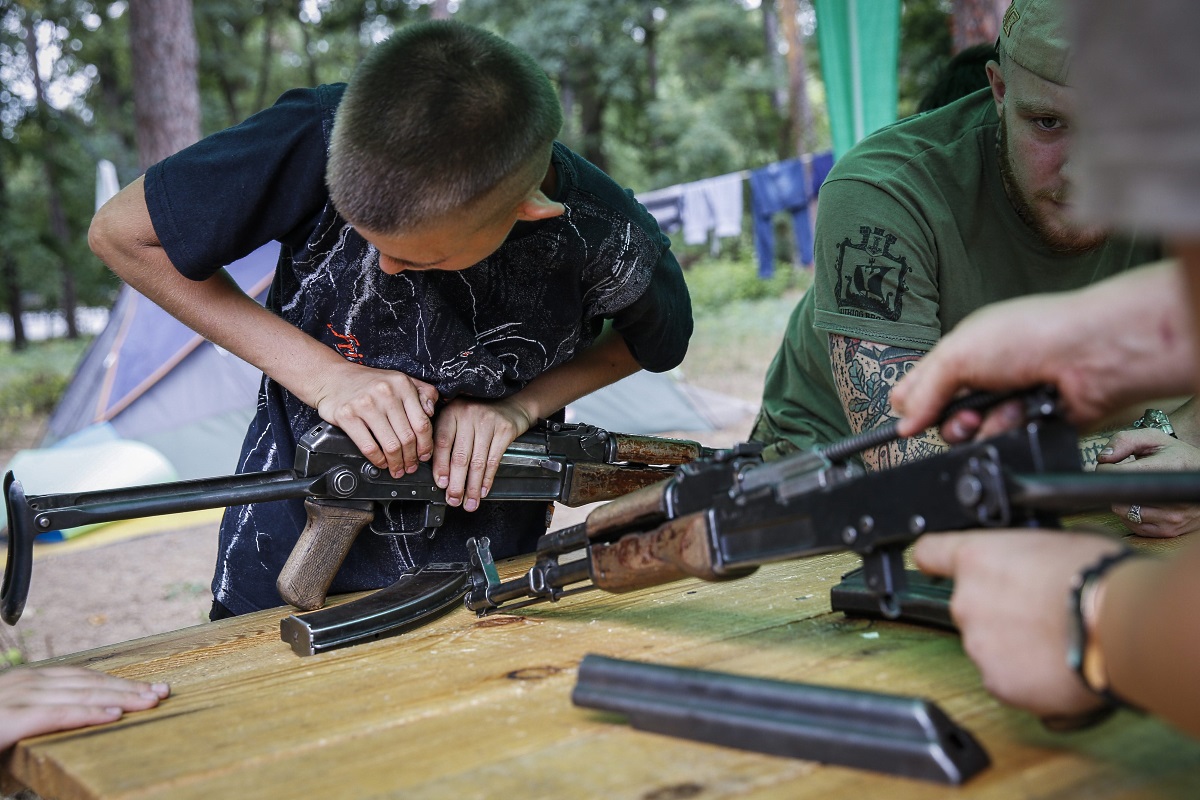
left=1034, top=117, right=1063, bottom=131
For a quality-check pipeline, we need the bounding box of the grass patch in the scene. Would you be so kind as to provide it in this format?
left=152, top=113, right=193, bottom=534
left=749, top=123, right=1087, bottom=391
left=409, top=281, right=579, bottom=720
left=0, top=337, right=91, bottom=450
left=677, top=258, right=810, bottom=403
left=684, top=255, right=812, bottom=315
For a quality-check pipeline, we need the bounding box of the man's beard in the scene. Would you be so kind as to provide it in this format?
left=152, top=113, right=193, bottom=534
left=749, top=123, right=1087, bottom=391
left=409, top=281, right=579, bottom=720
left=996, top=116, right=1106, bottom=255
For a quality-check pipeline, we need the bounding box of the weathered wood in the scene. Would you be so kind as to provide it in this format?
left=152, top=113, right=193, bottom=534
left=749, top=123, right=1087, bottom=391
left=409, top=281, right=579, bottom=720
left=5, top=544, right=1198, bottom=799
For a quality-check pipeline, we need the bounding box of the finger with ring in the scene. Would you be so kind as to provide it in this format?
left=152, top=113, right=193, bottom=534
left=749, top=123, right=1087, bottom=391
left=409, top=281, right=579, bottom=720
left=1127, top=505, right=1143, bottom=524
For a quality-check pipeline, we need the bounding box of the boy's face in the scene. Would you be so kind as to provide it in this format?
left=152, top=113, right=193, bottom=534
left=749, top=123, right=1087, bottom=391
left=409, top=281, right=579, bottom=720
left=360, top=217, right=519, bottom=275
left=358, top=160, right=564, bottom=275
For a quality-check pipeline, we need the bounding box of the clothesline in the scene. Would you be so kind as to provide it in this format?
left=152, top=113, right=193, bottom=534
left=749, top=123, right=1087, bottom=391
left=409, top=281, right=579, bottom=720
left=635, top=150, right=835, bottom=277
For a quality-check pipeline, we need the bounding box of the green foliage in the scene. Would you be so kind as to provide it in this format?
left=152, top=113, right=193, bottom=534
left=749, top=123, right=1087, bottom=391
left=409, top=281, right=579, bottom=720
left=0, top=337, right=89, bottom=449
left=0, top=0, right=959, bottom=333
left=683, top=253, right=812, bottom=316
left=898, top=0, right=955, bottom=117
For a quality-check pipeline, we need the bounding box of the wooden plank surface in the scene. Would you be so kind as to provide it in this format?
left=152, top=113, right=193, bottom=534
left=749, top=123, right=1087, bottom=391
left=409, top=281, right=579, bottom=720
left=4, top=532, right=1199, bottom=799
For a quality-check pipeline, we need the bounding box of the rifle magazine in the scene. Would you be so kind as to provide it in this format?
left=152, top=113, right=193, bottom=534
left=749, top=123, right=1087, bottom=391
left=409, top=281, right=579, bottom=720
left=573, top=654, right=990, bottom=785
left=280, top=563, right=469, bottom=656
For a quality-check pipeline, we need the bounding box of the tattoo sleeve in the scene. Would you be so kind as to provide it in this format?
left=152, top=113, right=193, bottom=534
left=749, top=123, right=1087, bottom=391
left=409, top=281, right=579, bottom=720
left=828, top=334, right=946, bottom=471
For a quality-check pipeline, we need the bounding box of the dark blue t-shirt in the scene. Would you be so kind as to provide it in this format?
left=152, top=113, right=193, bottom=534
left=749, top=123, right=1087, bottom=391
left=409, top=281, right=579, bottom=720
left=144, top=84, right=692, bottom=614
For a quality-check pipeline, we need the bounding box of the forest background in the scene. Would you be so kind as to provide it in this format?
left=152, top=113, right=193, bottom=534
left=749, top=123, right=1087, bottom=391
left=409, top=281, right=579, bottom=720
left=0, top=0, right=1005, bottom=350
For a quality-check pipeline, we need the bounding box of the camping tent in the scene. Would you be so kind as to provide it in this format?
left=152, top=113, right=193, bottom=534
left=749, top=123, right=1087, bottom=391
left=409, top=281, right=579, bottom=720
left=42, top=243, right=278, bottom=481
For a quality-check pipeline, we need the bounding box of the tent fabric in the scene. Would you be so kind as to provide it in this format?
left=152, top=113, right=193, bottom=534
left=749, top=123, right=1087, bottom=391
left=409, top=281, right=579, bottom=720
left=44, top=243, right=279, bottom=479
left=565, top=370, right=755, bottom=435
left=814, top=0, right=902, bottom=159
left=6, top=438, right=178, bottom=538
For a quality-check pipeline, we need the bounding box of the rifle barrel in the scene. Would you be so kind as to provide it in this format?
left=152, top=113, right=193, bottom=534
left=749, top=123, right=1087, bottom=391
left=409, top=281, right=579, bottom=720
left=1010, top=471, right=1200, bottom=511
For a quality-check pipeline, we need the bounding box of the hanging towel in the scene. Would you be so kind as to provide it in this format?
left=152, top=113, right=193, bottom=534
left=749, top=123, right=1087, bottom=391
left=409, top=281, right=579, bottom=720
left=681, top=172, right=745, bottom=246
left=635, top=184, right=685, bottom=234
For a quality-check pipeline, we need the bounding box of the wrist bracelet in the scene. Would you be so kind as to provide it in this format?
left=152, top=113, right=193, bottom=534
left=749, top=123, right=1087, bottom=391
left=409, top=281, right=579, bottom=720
left=1067, top=549, right=1142, bottom=711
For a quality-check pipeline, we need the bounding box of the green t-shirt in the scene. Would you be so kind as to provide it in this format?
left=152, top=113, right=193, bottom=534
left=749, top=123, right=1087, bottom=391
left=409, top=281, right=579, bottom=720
left=753, top=89, right=1161, bottom=459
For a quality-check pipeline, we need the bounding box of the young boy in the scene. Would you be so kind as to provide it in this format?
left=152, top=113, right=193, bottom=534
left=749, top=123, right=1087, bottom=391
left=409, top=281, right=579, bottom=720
left=88, top=21, right=693, bottom=617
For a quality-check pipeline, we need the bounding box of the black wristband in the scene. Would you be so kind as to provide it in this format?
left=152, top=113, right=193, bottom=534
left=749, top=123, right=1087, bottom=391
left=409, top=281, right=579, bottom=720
left=1067, top=548, right=1142, bottom=710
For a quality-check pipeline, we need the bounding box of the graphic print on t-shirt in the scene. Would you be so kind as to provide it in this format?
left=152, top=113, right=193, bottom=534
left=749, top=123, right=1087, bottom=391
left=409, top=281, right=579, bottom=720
left=833, top=225, right=911, bottom=321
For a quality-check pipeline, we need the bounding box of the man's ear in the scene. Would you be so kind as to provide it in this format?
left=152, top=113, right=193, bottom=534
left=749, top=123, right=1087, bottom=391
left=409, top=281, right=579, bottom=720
left=515, top=190, right=566, bottom=221
left=986, top=59, right=1006, bottom=112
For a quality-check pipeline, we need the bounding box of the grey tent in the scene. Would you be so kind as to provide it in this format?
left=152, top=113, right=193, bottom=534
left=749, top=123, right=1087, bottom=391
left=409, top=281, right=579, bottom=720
left=42, top=243, right=278, bottom=480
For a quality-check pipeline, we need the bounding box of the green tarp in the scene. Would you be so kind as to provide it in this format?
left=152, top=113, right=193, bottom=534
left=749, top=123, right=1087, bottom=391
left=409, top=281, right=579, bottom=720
left=815, top=0, right=902, bottom=159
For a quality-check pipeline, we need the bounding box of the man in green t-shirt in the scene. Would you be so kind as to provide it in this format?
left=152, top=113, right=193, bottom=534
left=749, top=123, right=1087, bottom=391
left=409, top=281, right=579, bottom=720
left=751, top=0, right=1161, bottom=472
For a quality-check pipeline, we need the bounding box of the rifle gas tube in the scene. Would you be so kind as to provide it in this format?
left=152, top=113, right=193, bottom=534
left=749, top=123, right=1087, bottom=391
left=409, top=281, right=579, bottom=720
left=1, top=421, right=713, bottom=625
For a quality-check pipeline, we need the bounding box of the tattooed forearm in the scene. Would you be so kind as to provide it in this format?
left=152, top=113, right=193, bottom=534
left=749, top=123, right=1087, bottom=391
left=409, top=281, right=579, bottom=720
left=829, top=334, right=945, bottom=471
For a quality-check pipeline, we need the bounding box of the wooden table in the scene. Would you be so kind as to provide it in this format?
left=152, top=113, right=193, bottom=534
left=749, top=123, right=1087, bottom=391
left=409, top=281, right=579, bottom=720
left=4, top=531, right=1199, bottom=799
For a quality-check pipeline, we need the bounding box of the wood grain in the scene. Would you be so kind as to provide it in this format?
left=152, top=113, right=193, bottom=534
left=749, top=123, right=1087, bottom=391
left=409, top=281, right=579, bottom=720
left=5, top=544, right=1198, bottom=799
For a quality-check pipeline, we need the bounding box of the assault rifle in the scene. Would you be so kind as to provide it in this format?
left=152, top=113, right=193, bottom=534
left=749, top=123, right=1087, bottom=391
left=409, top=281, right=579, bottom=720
left=1, top=421, right=718, bottom=626
left=464, top=390, right=1200, bottom=618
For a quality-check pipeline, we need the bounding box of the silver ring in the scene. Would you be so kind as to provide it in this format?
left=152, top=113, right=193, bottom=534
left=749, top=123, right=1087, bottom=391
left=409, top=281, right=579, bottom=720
left=1127, top=505, right=1143, bottom=524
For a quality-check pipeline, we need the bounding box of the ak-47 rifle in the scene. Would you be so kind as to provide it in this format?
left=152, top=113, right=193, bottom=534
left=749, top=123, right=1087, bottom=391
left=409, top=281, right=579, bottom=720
left=464, top=389, right=1200, bottom=618
left=1, top=421, right=718, bottom=627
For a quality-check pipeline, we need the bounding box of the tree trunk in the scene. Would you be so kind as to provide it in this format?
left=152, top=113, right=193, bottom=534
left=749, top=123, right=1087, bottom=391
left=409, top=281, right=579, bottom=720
left=950, top=0, right=1007, bottom=52
left=23, top=18, right=79, bottom=340
left=254, top=11, right=276, bottom=112
left=763, top=0, right=789, bottom=118
left=2, top=253, right=26, bottom=352
left=574, top=74, right=608, bottom=173
left=129, top=0, right=202, bottom=170
left=778, top=0, right=813, bottom=158
left=0, top=162, right=26, bottom=352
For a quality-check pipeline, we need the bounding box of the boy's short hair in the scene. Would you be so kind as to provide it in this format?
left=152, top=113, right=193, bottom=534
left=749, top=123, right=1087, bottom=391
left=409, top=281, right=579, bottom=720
left=327, top=20, right=563, bottom=234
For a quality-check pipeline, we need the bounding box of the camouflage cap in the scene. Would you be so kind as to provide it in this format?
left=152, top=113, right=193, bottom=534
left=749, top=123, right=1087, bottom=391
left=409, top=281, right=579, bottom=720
left=998, top=0, right=1071, bottom=85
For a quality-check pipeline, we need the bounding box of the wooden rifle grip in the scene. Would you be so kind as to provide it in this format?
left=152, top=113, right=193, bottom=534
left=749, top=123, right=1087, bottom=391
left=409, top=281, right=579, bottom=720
left=277, top=498, right=375, bottom=611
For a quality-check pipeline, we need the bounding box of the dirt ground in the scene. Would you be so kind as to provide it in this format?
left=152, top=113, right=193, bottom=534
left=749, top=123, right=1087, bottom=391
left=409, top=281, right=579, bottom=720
left=0, top=290, right=795, bottom=665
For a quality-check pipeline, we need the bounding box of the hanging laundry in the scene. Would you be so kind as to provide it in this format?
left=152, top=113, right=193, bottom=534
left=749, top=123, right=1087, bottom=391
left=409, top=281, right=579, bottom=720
left=749, top=158, right=815, bottom=278
left=680, top=172, right=745, bottom=246
left=634, top=184, right=685, bottom=234
left=809, top=150, right=835, bottom=199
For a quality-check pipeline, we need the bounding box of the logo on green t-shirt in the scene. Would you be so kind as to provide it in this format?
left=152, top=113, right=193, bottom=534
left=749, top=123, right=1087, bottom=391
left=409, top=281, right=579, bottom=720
left=833, top=226, right=911, bottom=321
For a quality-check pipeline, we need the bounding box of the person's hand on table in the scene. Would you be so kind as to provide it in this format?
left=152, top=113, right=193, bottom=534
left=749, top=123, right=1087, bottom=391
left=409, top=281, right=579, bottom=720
left=913, top=530, right=1124, bottom=719
left=432, top=396, right=534, bottom=512
left=0, top=667, right=170, bottom=751
left=1098, top=428, right=1200, bottom=538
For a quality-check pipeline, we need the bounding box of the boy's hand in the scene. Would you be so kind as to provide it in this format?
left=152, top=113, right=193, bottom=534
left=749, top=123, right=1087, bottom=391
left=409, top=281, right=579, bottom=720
left=432, top=397, right=535, bottom=512
left=313, top=362, right=440, bottom=477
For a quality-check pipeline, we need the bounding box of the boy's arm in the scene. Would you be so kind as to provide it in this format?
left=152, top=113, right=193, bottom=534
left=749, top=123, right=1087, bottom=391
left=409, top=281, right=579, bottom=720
left=88, top=176, right=439, bottom=477
left=431, top=324, right=640, bottom=511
